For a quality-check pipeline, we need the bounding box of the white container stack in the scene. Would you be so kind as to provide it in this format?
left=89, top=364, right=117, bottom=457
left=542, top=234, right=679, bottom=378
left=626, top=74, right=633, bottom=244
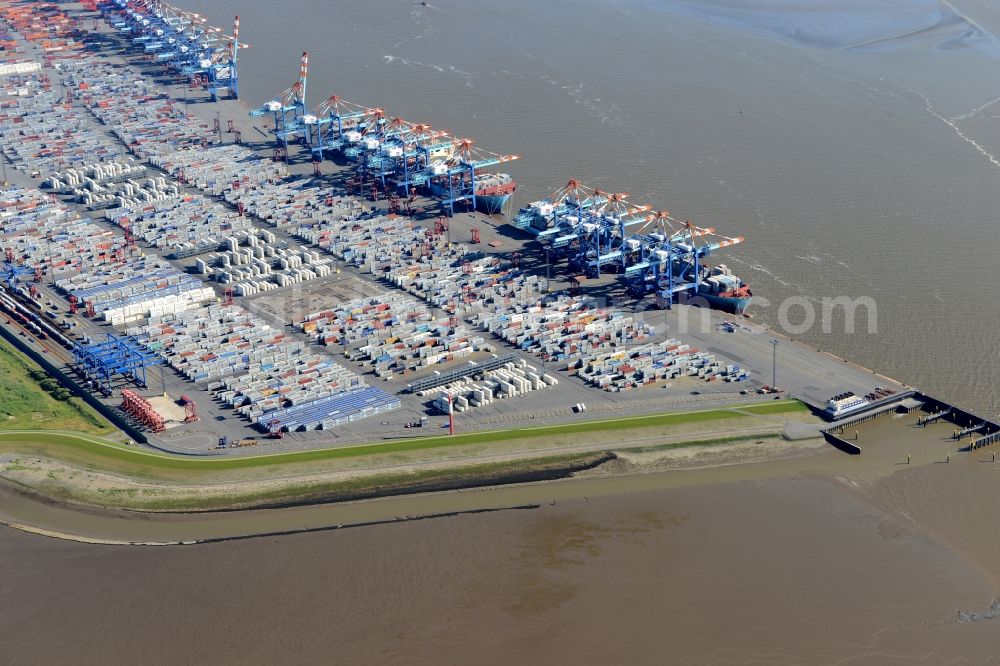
left=101, top=287, right=216, bottom=326
left=573, top=339, right=749, bottom=391
left=0, top=61, right=41, bottom=78
left=430, top=360, right=556, bottom=413
left=45, top=159, right=148, bottom=191
left=0, top=187, right=128, bottom=275
left=104, top=192, right=253, bottom=254
left=197, top=229, right=333, bottom=289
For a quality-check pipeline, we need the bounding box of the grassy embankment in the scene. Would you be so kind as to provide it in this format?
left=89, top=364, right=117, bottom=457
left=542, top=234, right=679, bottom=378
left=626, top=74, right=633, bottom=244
left=0, top=336, right=114, bottom=435
left=0, top=400, right=811, bottom=511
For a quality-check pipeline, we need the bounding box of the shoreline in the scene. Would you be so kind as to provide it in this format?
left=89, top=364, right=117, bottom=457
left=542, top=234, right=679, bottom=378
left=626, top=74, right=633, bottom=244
left=0, top=431, right=830, bottom=545
left=0, top=500, right=543, bottom=547
left=0, top=401, right=817, bottom=512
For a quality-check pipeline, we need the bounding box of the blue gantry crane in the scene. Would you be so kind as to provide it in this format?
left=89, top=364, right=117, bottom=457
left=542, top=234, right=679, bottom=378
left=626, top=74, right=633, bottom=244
left=561, top=192, right=651, bottom=277
left=514, top=179, right=609, bottom=236
left=250, top=52, right=309, bottom=158
left=521, top=180, right=748, bottom=310
left=619, top=213, right=746, bottom=309
left=356, top=116, right=454, bottom=192
left=527, top=186, right=648, bottom=276
left=104, top=1, right=245, bottom=100
left=72, top=333, right=164, bottom=396
left=251, top=77, right=520, bottom=212
left=202, top=15, right=245, bottom=100
left=414, top=137, right=519, bottom=216
left=1, top=261, right=34, bottom=291
left=304, top=95, right=377, bottom=161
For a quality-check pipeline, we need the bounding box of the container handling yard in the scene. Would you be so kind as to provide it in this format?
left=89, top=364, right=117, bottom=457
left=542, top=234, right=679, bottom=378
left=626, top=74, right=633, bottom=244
left=0, top=0, right=993, bottom=457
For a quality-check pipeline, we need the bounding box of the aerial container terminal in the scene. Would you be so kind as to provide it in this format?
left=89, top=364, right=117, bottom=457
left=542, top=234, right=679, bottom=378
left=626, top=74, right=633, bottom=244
left=0, top=0, right=995, bottom=456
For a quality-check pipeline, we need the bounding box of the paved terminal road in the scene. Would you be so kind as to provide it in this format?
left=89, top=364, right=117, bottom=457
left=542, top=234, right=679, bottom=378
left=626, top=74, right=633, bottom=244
left=654, top=305, right=905, bottom=410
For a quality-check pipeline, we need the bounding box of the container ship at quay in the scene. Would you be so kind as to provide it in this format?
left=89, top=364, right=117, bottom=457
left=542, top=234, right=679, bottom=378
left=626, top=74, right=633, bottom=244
left=679, top=264, right=753, bottom=314
left=428, top=172, right=516, bottom=215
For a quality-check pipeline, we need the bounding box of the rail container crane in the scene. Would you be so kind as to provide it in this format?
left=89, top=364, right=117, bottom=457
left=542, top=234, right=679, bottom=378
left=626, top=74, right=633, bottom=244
left=1, top=260, right=34, bottom=292
left=72, top=333, right=164, bottom=396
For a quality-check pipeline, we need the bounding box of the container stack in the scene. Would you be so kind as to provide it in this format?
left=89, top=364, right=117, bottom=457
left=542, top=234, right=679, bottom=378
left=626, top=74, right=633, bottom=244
left=55, top=256, right=211, bottom=322
left=474, top=296, right=653, bottom=366
left=131, top=305, right=379, bottom=428
left=300, top=293, right=485, bottom=377
left=0, top=61, right=40, bottom=78
left=104, top=193, right=254, bottom=255
left=0, top=3, right=83, bottom=60
left=253, top=386, right=401, bottom=432
left=429, top=359, right=557, bottom=413
left=62, top=61, right=216, bottom=158
left=197, top=230, right=333, bottom=291
left=0, top=187, right=128, bottom=274
left=389, top=251, right=547, bottom=315
left=152, top=145, right=287, bottom=195
left=299, top=215, right=427, bottom=273
left=224, top=181, right=364, bottom=229
left=0, top=87, right=121, bottom=174
left=45, top=160, right=148, bottom=192
left=574, top=339, right=748, bottom=391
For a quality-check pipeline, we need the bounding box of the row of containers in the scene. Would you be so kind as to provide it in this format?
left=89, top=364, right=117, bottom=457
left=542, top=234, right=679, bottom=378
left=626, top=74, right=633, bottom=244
left=64, top=61, right=220, bottom=160
left=0, top=3, right=84, bottom=59
left=427, top=359, right=560, bottom=414
left=573, top=338, right=749, bottom=391
left=298, top=292, right=492, bottom=379
left=103, top=193, right=256, bottom=254
left=0, top=188, right=130, bottom=275
left=471, top=296, right=655, bottom=365
left=0, top=86, right=125, bottom=174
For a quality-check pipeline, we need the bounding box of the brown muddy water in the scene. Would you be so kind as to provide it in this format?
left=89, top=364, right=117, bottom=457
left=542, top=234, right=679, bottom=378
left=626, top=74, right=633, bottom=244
left=3, top=476, right=998, bottom=665
left=5, top=428, right=1000, bottom=663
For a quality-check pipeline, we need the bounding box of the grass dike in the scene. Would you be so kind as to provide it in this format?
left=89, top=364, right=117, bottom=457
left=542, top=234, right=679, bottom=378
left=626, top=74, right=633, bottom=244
left=0, top=400, right=818, bottom=514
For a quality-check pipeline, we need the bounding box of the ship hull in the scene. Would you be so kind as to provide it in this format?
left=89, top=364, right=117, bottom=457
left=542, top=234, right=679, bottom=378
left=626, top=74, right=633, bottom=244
left=427, top=183, right=513, bottom=214
left=476, top=192, right=512, bottom=214
left=679, top=290, right=752, bottom=315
